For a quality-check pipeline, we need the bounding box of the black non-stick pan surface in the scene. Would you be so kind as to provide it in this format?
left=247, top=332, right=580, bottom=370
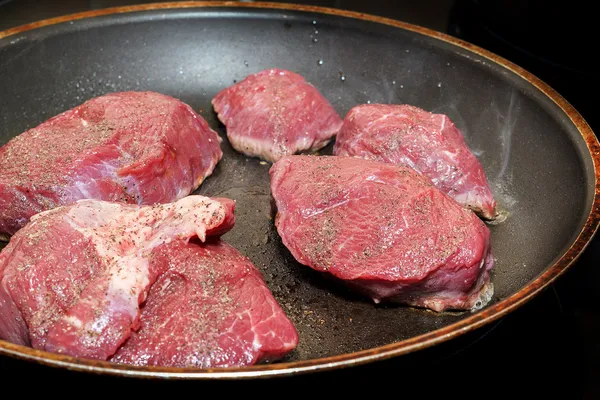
left=0, top=2, right=598, bottom=378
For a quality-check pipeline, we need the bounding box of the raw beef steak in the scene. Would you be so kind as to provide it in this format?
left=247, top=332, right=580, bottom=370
left=270, top=155, right=494, bottom=312
left=111, top=240, right=298, bottom=367
left=212, top=68, right=342, bottom=162
left=333, top=104, right=497, bottom=219
left=0, top=91, right=223, bottom=238
left=0, top=196, right=234, bottom=359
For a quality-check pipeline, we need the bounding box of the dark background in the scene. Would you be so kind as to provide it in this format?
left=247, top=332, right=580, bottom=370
left=0, top=1, right=598, bottom=396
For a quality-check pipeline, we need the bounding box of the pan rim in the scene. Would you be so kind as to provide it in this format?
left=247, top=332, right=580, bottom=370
left=0, top=1, right=598, bottom=379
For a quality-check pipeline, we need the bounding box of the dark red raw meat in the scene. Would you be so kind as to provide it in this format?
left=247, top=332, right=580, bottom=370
left=212, top=68, right=342, bottom=162
left=270, top=155, right=494, bottom=312
left=333, top=104, right=497, bottom=219
left=110, top=240, right=298, bottom=368
left=0, top=195, right=234, bottom=360
left=0, top=91, right=223, bottom=238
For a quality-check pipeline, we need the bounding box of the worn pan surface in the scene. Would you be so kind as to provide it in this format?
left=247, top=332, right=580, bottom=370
left=0, top=2, right=598, bottom=379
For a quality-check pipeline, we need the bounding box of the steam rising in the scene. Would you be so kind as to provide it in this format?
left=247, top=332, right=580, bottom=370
left=496, top=90, right=519, bottom=181
left=491, top=89, right=521, bottom=212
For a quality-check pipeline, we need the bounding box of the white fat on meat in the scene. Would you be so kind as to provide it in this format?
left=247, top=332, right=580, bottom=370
left=57, top=196, right=226, bottom=328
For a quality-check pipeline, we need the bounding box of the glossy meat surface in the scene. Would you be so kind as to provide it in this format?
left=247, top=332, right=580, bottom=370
left=0, top=91, right=223, bottom=237
left=111, top=240, right=298, bottom=367
left=212, top=68, right=342, bottom=162
left=334, top=104, right=497, bottom=219
left=270, top=155, right=494, bottom=312
left=0, top=196, right=234, bottom=359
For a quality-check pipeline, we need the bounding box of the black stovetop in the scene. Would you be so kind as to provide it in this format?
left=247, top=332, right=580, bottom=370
left=1, top=1, right=598, bottom=396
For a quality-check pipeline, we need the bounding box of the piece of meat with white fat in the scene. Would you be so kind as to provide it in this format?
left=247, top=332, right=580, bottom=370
left=270, top=155, right=494, bottom=312
left=0, top=91, right=223, bottom=239
left=333, top=104, right=497, bottom=220
left=212, top=68, right=342, bottom=162
left=110, top=240, right=298, bottom=367
left=0, top=195, right=234, bottom=360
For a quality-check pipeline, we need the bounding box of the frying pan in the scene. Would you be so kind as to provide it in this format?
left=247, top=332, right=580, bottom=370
left=0, top=1, right=598, bottom=379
